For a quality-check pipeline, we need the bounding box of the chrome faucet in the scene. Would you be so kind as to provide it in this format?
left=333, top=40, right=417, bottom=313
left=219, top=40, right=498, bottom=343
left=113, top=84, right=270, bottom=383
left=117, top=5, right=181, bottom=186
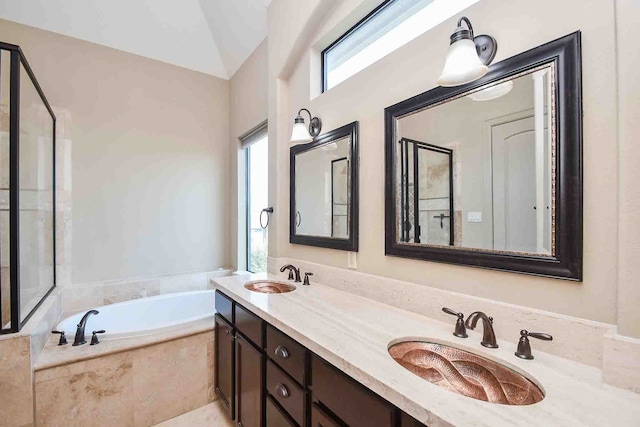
left=465, top=311, right=498, bottom=348
left=280, top=264, right=301, bottom=282
left=73, top=310, right=99, bottom=346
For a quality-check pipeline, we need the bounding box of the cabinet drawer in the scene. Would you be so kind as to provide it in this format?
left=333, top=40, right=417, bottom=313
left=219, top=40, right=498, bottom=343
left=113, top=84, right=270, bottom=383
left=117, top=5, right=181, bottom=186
left=311, top=403, right=344, bottom=427
left=215, top=290, right=233, bottom=323
left=267, top=360, right=306, bottom=426
left=266, top=324, right=307, bottom=385
left=266, top=396, right=297, bottom=427
left=311, top=355, right=394, bottom=427
left=235, top=303, right=264, bottom=348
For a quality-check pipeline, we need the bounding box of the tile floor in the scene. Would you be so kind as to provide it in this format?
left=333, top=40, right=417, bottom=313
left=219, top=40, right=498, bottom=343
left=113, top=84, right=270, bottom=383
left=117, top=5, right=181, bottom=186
left=153, top=401, right=234, bottom=426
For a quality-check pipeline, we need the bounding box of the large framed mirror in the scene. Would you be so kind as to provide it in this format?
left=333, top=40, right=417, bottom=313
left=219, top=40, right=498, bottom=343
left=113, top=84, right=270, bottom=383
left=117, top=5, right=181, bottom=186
left=290, top=121, right=359, bottom=251
left=385, top=32, right=582, bottom=280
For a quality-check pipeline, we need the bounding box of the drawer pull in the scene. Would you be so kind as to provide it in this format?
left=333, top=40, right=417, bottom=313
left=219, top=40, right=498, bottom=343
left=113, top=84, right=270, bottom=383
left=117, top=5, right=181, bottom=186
left=274, top=345, right=290, bottom=359
left=274, top=383, right=290, bottom=398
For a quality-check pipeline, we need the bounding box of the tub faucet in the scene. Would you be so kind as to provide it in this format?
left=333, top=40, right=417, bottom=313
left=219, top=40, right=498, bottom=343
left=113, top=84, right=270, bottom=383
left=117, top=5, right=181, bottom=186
left=280, top=264, right=301, bottom=282
left=465, top=311, right=498, bottom=348
left=73, top=310, right=99, bottom=346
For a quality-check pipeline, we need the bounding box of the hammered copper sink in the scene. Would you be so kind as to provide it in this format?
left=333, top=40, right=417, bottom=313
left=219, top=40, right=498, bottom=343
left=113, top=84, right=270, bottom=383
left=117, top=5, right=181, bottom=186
left=244, top=281, right=296, bottom=294
left=388, top=341, right=544, bottom=405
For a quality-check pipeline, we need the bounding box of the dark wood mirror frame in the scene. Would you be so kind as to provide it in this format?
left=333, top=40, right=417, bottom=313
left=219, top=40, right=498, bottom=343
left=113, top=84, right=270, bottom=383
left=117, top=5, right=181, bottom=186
left=384, top=32, right=583, bottom=280
left=290, top=121, right=359, bottom=251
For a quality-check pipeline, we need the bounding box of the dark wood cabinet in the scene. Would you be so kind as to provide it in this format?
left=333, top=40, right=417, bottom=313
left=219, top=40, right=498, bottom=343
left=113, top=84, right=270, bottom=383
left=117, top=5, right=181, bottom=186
left=214, top=291, right=428, bottom=427
left=310, top=403, right=344, bottom=427
left=266, top=396, right=297, bottom=427
left=214, top=314, right=235, bottom=419
left=236, top=333, right=265, bottom=427
left=311, top=354, right=395, bottom=427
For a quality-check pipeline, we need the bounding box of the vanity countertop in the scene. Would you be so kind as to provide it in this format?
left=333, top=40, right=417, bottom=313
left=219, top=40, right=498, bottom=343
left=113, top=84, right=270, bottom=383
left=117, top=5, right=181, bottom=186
left=211, top=274, right=640, bottom=427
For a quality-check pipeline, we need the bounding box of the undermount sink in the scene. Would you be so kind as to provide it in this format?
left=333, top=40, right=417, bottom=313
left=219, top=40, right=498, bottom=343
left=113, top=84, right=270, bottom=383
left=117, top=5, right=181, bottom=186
left=244, top=281, right=296, bottom=294
left=388, top=341, right=544, bottom=405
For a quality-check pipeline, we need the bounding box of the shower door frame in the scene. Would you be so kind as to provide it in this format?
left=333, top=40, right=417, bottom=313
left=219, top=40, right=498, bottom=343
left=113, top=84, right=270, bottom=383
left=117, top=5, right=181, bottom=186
left=0, top=42, right=57, bottom=334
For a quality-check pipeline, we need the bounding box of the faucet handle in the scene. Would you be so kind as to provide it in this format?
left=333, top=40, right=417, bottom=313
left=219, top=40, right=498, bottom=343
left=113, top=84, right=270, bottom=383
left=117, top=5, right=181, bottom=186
left=442, top=308, right=468, bottom=338
left=303, top=272, right=313, bottom=286
left=51, top=330, right=68, bottom=346
left=527, top=331, right=553, bottom=341
left=515, top=330, right=553, bottom=360
left=90, top=330, right=106, bottom=346
left=287, top=270, right=294, bottom=280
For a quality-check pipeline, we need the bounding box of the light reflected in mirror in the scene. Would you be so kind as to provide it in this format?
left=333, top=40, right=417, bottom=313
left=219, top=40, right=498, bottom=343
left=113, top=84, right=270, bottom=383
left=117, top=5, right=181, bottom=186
left=395, top=65, right=555, bottom=255
left=294, top=136, right=351, bottom=238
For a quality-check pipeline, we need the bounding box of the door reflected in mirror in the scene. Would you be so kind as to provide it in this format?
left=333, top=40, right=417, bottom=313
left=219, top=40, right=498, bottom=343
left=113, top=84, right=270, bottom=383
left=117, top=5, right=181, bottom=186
left=396, top=65, right=555, bottom=255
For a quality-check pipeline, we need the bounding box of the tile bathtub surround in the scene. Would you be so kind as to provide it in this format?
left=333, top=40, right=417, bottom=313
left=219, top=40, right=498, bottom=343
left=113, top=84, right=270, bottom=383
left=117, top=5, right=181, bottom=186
left=34, top=331, right=215, bottom=427
left=212, top=274, right=640, bottom=426
left=0, top=335, right=34, bottom=427
left=0, top=291, right=62, bottom=427
left=61, top=269, right=233, bottom=311
left=268, top=257, right=613, bottom=368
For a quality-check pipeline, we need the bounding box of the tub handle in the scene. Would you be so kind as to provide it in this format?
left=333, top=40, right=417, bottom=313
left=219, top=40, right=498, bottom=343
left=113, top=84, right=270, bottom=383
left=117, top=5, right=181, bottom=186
left=274, top=346, right=290, bottom=359
left=51, top=330, right=68, bottom=346
left=274, top=383, right=290, bottom=399
left=90, top=330, right=106, bottom=346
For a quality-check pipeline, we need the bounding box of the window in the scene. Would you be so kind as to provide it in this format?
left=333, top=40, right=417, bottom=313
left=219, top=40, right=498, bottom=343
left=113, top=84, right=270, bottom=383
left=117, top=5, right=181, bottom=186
left=321, top=0, right=481, bottom=91
left=245, top=131, right=269, bottom=273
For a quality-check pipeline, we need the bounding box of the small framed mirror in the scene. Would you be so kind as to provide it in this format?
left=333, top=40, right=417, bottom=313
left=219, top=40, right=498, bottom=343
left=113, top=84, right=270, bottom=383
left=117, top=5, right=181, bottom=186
left=290, top=121, right=359, bottom=251
left=385, top=33, right=582, bottom=280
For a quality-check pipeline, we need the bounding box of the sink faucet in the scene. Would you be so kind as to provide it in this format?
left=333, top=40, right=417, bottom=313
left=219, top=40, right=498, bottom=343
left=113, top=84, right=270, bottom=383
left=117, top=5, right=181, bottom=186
left=73, top=310, right=99, bottom=346
left=280, top=264, right=301, bottom=282
left=465, top=311, right=498, bottom=348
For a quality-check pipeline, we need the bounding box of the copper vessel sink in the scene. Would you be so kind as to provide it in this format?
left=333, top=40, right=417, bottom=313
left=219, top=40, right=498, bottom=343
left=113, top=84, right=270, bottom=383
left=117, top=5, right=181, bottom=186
left=389, top=341, right=544, bottom=405
left=244, top=281, right=296, bottom=294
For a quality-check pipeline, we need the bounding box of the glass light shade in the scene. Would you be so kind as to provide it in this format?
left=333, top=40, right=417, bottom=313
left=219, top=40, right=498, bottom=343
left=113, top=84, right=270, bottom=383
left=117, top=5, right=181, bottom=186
left=438, top=38, right=488, bottom=87
left=290, top=119, right=313, bottom=144
left=467, top=81, right=514, bottom=101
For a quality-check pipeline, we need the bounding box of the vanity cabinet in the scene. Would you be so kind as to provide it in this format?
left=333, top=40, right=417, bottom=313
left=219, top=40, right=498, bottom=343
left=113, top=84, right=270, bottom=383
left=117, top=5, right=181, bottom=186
left=214, top=290, right=427, bottom=427
left=236, top=333, right=265, bottom=427
left=214, top=314, right=235, bottom=419
left=215, top=291, right=266, bottom=426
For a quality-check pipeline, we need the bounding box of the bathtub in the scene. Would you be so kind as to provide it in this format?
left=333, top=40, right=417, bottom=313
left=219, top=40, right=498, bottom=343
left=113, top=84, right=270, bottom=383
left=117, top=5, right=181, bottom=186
left=56, top=290, right=216, bottom=340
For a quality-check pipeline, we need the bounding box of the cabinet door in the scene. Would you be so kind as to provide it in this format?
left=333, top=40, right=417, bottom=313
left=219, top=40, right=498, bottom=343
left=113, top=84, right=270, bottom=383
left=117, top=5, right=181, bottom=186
left=215, top=314, right=235, bottom=420
left=266, top=396, right=296, bottom=427
left=236, top=333, right=264, bottom=427
left=311, top=403, right=344, bottom=427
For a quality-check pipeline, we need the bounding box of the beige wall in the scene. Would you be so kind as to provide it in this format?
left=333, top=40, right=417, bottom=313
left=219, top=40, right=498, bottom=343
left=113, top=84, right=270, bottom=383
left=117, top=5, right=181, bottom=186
left=229, top=40, right=268, bottom=270
left=0, top=19, right=230, bottom=284
left=265, top=0, right=634, bottom=328
left=615, top=0, right=640, bottom=338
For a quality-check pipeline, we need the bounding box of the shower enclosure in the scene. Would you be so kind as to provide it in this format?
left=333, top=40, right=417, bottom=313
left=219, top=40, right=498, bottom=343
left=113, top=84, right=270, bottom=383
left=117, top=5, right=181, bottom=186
left=0, top=42, right=56, bottom=333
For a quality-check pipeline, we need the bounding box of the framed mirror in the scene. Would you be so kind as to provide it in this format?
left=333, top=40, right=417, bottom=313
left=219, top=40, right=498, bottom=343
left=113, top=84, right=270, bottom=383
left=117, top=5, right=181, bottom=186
left=290, top=121, right=359, bottom=251
left=385, top=32, right=582, bottom=280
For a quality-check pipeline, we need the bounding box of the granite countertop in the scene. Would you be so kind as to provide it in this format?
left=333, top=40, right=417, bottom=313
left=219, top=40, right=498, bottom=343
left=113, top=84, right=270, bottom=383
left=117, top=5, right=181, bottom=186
left=212, top=273, right=640, bottom=427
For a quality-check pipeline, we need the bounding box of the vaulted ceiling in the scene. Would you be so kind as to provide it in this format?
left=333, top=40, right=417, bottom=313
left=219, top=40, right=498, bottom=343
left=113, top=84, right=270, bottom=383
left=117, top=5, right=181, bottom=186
left=0, top=0, right=271, bottom=79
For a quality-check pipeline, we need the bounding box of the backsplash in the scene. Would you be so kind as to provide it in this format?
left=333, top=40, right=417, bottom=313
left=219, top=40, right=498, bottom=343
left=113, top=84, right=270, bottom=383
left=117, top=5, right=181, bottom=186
left=267, top=257, right=612, bottom=368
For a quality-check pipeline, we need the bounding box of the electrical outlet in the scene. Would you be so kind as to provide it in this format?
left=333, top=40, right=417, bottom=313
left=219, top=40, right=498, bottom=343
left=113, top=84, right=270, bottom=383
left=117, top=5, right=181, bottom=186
left=347, top=251, right=357, bottom=269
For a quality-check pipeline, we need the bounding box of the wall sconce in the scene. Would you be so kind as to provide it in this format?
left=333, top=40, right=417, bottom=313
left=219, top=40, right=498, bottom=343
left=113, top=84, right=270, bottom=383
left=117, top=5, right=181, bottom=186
left=290, top=108, right=322, bottom=145
left=438, top=17, right=497, bottom=87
